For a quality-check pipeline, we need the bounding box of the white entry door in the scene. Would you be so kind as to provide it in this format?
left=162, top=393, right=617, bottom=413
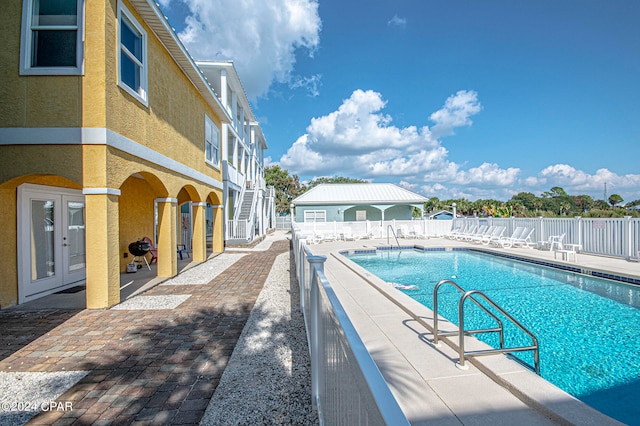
left=18, top=184, right=86, bottom=303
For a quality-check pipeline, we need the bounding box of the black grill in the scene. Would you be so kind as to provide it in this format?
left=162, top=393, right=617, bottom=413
left=128, top=240, right=150, bottom=257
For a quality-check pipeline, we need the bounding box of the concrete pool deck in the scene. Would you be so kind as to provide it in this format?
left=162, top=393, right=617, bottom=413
left=305, top=235, right=635, bottom=425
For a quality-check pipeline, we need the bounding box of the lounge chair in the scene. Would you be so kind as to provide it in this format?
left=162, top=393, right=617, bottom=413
left=444, top=222, right=467, bottom=239
left=412, top=224, right=428, bottom=239
left=307, top=231, right=336, bottom=244
left=342, top=227, right=356, bottom=241
left=463, top=224, right=489, bottom=241
left=499, top=227, right=535, bottom=248
left=492, top=226, right=525, bottom=247
left=478, top=226, right=506, bottom=245
left=398, top=225, right=417, bottom=239
left=455, top=224, right=478, bottom=240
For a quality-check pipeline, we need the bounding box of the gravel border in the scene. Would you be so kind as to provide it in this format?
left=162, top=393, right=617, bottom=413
left=161, top=253, right=247, bottom=285
left=200, top=249, right=318, bottom=425
left=0, top=371, right=88, bottom=425
left=111, top=294, right=191, bottom=310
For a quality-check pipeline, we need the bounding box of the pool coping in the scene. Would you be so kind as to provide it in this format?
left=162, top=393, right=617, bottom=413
left=311, top=239, right=626, bottom=425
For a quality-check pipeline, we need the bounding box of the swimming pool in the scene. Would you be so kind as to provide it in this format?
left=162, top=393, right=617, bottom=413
left=347, top=248, right=640, bottom=425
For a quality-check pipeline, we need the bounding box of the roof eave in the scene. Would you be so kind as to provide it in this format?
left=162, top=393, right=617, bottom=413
left=129, top=0, right=232, bottom=124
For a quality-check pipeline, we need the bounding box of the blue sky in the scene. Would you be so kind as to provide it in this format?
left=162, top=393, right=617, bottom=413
left=158, top=0, right=640, bottom=202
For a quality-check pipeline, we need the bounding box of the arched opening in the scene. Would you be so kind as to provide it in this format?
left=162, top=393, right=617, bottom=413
left=118, top=172, right=168, bottom=274
left=176, top=186, right=201, bottom=261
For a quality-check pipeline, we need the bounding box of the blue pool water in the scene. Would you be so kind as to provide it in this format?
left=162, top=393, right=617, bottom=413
left=347, top=249, right=640, bottom=425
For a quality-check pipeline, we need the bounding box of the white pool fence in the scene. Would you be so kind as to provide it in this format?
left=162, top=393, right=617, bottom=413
left=292, top=231, right=410, bottom=425
left=293, top=216, right=640, bottom=260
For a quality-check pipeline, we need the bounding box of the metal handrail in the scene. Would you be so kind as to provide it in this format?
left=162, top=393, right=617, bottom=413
left=433, top=280, right=505, bottom=348
left=386, top=225, right=400, bottom=247
left=432, top=279, right=540, bottom=375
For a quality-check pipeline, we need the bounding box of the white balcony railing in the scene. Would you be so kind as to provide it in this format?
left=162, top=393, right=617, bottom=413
left=222, top=161, right=245, bottom=188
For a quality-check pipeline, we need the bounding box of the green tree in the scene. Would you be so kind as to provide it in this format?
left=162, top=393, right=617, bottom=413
left=627, top=199, right=640, bottom=208
left=608, top=194, right=623, bottom=207
left=306, top=176, right=367, bottom=189
left=264, top=165, right=304, bottom=214
left=572, top=195, right=594, bottom=213
left=423, top=197, right=446, bottom=213
left=509, top=192, right=540, bottom=214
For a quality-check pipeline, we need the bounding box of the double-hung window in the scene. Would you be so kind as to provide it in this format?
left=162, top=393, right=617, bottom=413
left=304, top=210, right=326, bottom=223
left=20, top=0, right=84, bottom=75
left=118, top=3, right=148, bottom=105
left=205, top=115, right=221, bottom=167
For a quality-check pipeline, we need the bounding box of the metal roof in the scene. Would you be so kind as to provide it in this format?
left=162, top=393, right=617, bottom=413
left=292, top=183, right=428, bottom=205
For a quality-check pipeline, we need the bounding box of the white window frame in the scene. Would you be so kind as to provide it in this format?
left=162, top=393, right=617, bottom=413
left=20, top=0, right=85, bottom=75
left=117, top=2, right=148, bottom=106
left=304, top=210, right=326, bottom=223
left=205, top=115, right=221, bottom=168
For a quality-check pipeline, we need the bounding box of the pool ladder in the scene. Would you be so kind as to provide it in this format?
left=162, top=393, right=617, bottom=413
left=386, top=225, right=401, bottom=247
left=433, top=279, right=540, bottom=375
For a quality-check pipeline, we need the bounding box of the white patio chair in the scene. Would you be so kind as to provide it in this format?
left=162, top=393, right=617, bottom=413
left=538, top=233, right=565, bottom=251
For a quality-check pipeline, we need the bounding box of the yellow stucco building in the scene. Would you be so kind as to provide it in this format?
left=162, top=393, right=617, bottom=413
left=0, top=0, right=233, bottom=308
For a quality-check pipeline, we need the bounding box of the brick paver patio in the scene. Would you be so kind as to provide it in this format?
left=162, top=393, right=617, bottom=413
left=0, top=239, right=290, bottom=425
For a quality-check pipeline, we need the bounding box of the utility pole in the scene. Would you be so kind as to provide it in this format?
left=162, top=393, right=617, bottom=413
left=604, top=182, right=607, bottom=203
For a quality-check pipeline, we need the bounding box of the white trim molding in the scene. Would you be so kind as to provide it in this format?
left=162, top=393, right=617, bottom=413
left=82, top=188, right=122, bottom=196
left=0, top=127, right=223, bottom=190
left=155, top=198, right=178, bottom=203
left=192, top=202, right=208, bottom=207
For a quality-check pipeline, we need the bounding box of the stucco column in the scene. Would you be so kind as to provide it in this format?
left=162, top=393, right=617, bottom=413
left=156, top=198, right=177, bottom=278
left=0, top=188, right=18, bottom=307
left=191, top=202, right=207, bottom=262
left=84, top=189, right=121, bottom=309
left=212, top=205, right=224, bottom=253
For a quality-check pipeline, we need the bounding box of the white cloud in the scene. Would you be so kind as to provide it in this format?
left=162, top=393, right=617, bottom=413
left=279, top=134, right=326, bottom=175
left=429, top=90, right=482, bottom=138
left=289, top=74, right=322, bottom=97
left=277, top=89, right=640, bottom=201
left=453, top=162, right=520, bottom=186
left=166, top=0, right=321, bottom=101
left=388, top=15, right=407, bottom=28
left=304, top=90, right=435, bottom=154
left=398, top=180, right=417, bottom=190
left=279, top=89, right=487, bottom=182
left=531, top=164, right=640, bottom=197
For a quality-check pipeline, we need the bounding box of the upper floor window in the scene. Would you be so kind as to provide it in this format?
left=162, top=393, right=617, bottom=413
left=118, top=2, right=148, bottom=105
left=20, top=0, right=84, bottom=75
left=205, top=115, right=220, bottom=167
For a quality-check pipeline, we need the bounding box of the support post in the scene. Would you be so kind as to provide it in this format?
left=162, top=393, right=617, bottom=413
left=84, top=189, right=121, bottom=309
left=156, top=198, right=177, bottom=278
left=212, top=204, right=224, bottom=253
left=191, top=202, right=207, bottom=262
left=308, top=255, right=327, bottom=410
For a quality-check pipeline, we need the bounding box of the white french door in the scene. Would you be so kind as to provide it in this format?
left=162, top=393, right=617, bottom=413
left=18, top=184, right=86, bottom=303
